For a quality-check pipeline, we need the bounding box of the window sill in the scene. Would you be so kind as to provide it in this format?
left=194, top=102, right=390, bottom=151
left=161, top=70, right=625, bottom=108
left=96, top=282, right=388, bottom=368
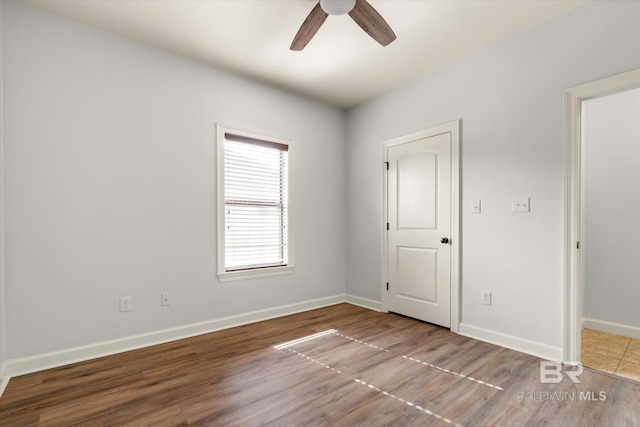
left=217, top=265, right=296, bottom=283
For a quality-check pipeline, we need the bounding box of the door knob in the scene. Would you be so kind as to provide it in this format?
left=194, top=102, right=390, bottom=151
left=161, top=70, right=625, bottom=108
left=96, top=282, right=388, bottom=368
left=440, top=237, right=449, bottom=244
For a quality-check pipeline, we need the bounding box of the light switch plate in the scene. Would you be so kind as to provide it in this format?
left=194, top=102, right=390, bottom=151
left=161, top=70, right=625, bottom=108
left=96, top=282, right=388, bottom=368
left=120, top=296, right=132, bottom=312
left=481, top=290, right=492, bottom=305
left=512, top=197, right=530, bottom=213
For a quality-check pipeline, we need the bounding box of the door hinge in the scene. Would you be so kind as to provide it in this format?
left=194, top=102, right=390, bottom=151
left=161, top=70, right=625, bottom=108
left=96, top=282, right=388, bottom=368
left=386, top=222, right=390, bottom=231
left=384, top=161, right=389, bottom=170
left=577, top=241, right=580, bottom=249
left=386, top=282, right=389, bottom=291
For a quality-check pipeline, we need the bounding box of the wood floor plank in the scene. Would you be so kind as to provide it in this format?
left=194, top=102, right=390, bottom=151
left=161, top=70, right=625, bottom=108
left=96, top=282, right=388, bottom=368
left=462, top=357, right=562, bottom=426
left=329, top=387, right=453, bottom=427
left=384, top=361, right=473, bottom=411
left=356, top=355, right=434, bottom=391
left=313, top=381, right=386, bottom=421
left=591, top=377, right=640, bottom=426
left=526, top=369, right=622, bottom=427
left=183, top=369, right=348, bottom=426
left=261, top=402, right=333, bottom=427
left=1, top=303, right=639, bottom=426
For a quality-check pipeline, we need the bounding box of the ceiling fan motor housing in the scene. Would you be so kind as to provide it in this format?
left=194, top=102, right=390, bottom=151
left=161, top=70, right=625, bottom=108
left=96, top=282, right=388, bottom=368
left=320, top=0, right=356, bottom=16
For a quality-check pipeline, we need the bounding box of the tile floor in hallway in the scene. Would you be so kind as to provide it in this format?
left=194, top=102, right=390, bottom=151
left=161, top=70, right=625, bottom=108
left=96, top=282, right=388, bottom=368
left=581, top=328, right=640, bottom=382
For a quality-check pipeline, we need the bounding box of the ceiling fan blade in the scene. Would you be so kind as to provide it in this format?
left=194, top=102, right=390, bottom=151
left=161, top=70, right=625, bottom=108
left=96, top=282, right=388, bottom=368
left=290, top=3, right=329, bottom=51
left=348, top=0, right=396, bottom=46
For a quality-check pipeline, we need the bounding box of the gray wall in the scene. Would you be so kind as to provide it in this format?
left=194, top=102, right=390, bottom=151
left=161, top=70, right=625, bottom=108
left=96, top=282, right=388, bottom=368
left=584, top=88, right=640, bottom=329
left=346, top=1, right=640, bottom=355
left=0, top=0, right=6, bottom=373
left=3, top=0, right=640, bottom=365
left=3, top=0, right=347, bottom=360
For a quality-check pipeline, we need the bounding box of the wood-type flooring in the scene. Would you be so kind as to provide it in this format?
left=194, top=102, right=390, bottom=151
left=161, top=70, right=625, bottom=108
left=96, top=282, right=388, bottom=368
left=1, top=303, right=639, bottom=426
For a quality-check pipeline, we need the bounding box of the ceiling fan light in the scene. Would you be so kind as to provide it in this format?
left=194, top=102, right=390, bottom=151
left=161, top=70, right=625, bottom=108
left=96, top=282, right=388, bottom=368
left=319, top=0, right=356, bottom=16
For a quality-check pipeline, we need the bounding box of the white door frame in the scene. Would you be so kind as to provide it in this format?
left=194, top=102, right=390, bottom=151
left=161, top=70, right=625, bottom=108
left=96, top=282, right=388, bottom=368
left=381, top=120, right=461, bottom=332
left=564, top=68, right=640, bottom=364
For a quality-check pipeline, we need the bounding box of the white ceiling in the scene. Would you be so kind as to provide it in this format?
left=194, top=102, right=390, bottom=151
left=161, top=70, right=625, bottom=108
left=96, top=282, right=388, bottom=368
left=23, top=0, right=588, bottom=109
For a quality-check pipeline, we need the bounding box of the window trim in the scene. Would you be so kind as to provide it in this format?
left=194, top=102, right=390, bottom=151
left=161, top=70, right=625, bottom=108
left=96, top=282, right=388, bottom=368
left=216, top=124, right=295, bottom=282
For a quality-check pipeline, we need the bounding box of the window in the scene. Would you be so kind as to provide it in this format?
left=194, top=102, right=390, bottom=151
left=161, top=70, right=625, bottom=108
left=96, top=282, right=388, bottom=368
left=216, top=125, right=295, bottom=281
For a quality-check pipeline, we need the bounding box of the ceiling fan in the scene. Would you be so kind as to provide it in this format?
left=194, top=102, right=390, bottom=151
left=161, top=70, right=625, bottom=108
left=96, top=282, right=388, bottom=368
left=290, top=0, right=396, bottom=51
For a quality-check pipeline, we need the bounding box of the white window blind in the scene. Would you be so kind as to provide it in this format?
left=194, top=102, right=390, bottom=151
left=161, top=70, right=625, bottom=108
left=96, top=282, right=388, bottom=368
left=224, top=133, right=289, bottom=271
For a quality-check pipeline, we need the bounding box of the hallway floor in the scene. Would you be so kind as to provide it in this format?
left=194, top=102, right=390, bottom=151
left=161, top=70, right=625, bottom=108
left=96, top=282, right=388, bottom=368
left=582, top=328, right=640, bottom=382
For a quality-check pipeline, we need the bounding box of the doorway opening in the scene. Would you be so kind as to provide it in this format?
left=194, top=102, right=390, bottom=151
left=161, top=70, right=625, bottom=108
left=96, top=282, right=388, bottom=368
left=564, top=69, right=640, bottom=375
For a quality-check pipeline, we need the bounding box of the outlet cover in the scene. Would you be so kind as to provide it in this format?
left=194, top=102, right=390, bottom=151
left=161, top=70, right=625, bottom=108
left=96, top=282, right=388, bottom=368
left=472, top=200, right=481, bottom=214
left=161, top=292, right=170, bottom=307
left=512, top=197, right=530, bottom=213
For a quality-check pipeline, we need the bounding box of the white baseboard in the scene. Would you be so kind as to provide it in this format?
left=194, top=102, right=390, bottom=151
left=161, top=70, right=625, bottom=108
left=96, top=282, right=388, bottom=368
left=0, top=361, right=8, bottom=398
left=3, top=294, right=347, bottom=381
left=582, top=318, right=640, bottom=339
left=458, top=323, right=563, bottom=362
left=345, top=294, right=382, bottom=311
left=3, top=296, right=570, bottom=399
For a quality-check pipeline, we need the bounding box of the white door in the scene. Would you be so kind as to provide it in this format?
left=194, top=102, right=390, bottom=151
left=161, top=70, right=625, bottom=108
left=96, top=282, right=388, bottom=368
left=386, top=128, right=453, bottom=327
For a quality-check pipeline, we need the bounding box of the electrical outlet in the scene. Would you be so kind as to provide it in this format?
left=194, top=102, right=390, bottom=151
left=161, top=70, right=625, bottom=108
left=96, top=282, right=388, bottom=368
left=161, top=292, right=170, bottom=307
left=472, top=200, right=481, bottom=214
left=481, top=290, right=492, bottom=306
left=120, top=296, right=132, bottom=312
